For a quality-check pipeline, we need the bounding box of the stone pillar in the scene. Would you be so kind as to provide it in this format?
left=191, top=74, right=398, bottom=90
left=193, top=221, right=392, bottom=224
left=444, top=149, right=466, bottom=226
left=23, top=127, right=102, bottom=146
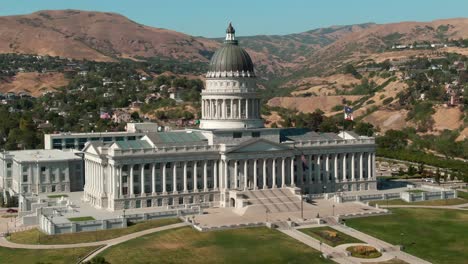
left=222, top=99, right=226, bottom=119
left=238, top=99, right=242, bottom=118
left=224, top=160, right=229, bottom=190
left=246, top=99, right=249, bottom=119
left=359, top=153, right=363, bottom=180
left=325, top=154, right=330, bottom=183
left=367, top=153, right=371, bottom=179
left=203, top=161, right=208, bottom=192
left=230, top=100, right=234, bottom=119
left=316, top=155, right=321, bottom=183
left=307, top=155, right=312, bottom=184
left=214, top=161, right=218, bottom=190
left=234, top=160, right=238, bottom=189
left=193, top=161, right=198, bottom=192
left=351, top=154, right=355, bottom=181
left=162, top=163, right=167, bottom=194
left=272, top=158, right=277, bottom=188
left=281, top=158, right=286, bottom=187
left=262, top=159, right=267, bottom=189
left=334, top=154, right=339, bottom=182
left=371, top=153, right=375, bottom=179
left=140, top=164, right=145, bottom=195
left=343, top=154, right=347, bottom=181
left=129, top=165, right=134, bottom=195
left=253, top=159, right=258, bottom=190
left=151, top=164, right=156, bottom=194
left=172, top=162, right=177, bottom=193
left=290, top=157, right=295, bottom=187
left=183, top=161, right=188, bottom=193
left=119, top=166, right=123, bottom=197
left=243, top=160, right=248, bottom=190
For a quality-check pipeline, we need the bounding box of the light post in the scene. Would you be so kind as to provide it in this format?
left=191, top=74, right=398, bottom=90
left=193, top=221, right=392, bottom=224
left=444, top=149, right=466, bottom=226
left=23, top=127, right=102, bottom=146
left=300, top=188, right=304, bottom=220
left=319, top=241, right=322, bottom=254
left=265, top=208, right=269, bottom=223
left=332, top=204, right=335, bottom=216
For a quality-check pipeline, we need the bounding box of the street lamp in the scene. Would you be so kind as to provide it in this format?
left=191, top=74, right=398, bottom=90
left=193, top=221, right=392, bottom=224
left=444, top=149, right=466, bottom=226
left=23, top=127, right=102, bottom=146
left=332, top=204, right=335, bottom=216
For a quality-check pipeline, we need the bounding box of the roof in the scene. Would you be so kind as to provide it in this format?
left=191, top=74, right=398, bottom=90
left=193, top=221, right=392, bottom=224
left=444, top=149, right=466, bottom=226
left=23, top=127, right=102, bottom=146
left=145, top=131, right=208, bottom=146
left=8, top=149, right=81, bottom=162
left=114, top=140, right=152, bottom=150
left=280, top=128, right=343, bottom=142
left=206, top=24, right=255, bottom=78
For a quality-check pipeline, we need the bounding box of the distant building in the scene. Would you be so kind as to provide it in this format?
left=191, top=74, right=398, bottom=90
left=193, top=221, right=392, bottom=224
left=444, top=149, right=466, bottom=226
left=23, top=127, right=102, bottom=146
left=0, top=149, right=84, bottom=195
left=112, top=109, right=132, bottom=124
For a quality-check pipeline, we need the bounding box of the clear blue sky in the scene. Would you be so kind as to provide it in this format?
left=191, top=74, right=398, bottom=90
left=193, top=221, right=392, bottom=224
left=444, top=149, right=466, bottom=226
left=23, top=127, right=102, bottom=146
left=0, top=0, right=467, bottom=37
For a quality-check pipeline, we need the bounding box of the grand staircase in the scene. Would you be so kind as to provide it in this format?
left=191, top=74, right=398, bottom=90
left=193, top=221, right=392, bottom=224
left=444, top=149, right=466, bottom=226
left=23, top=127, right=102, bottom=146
left=236, top=188, right=302, bottom=215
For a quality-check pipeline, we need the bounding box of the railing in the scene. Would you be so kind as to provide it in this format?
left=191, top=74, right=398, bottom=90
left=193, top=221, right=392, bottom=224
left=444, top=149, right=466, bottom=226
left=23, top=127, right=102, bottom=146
left=111, top=144, right=220, bottom=155
left=294, top=138, right=375, bottom=148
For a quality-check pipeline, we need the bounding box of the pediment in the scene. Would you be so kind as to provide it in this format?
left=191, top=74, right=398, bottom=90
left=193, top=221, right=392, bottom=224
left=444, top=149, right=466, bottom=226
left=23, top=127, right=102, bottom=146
left=228, top=139, right=292, bottom=153
left=82, top=143, right=101, bottom=155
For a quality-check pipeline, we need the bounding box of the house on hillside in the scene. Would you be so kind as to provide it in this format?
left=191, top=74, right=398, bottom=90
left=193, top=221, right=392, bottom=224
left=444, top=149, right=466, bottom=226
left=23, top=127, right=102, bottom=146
left=112, top=110, right=132, bottom=124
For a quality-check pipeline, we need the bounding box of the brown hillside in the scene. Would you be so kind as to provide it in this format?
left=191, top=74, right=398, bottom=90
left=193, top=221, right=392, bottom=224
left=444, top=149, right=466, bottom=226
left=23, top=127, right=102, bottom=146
left=0, top=10, right=219, bottom=62
left=0, top=72, right=69, bottom=96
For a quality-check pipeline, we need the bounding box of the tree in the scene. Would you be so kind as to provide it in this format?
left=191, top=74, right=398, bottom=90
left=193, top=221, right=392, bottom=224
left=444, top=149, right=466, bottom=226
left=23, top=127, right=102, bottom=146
left=354, top=122, right=374, bottom=136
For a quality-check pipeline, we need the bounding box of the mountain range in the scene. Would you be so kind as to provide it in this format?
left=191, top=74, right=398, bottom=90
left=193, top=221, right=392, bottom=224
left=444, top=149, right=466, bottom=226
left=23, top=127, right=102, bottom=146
left=2, top=10, right=468, bottom=78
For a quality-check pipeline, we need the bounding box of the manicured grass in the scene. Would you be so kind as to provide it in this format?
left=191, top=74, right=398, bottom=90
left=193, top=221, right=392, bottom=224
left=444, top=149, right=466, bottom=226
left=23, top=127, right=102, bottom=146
left=47, top=194, right=68, bottom=198
left=1, top=214, right=17, bottom=218
left=346, top=245, right=382, bottom=259
left=68, top=216, right=95, bottom=222
left=299, top=226, right=362, bottom=247
left=369, top=198, right=468, bottom=206
left=456, top=190, right=468, bottom=200
left=0, top=246, right=97, bottom=264
left=346, top=208, right=468, bottom=264
left=9, top=218, right=181, bottom=245
left=99, top=226, right=333, bottom=264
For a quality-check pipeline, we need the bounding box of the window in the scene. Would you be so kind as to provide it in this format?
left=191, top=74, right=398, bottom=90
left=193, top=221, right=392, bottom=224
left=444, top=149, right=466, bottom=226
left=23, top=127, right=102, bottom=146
left=135, top=200, right=141, bottom=208
left=146, top=199, right=152, bottom=207
left=41, top=186, right=46, bottom=193
left=115, top=137, right=124, bottom=141
left=22, top=166, right=28, bottom=172
left=41, top=167, right=46, bottom=172
left=103, top=137, right=112, bottom=142
left=51, top=185, right=56, bottom=192
left=127, top=136, right=136, bottom=140
left=22, top=175, right=28, bottom=182
left=157, top=199, right=162, bottom=206
left=23, top=186, right=28, bottom=193
left=7, top=163, right=12, bottom=168
left=233, top=132, right=242, bottom=138
left=40, top=175, right=46, bottom=183
left=124, top=201, right=130, bottom=209
left=251, top=132, right=260, bottom=138
left=178, top=197, right=184, bottom=205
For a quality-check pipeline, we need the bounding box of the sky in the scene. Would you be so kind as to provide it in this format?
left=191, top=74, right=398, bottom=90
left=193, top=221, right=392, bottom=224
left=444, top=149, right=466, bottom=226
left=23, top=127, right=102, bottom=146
left=0, top=0, right=467, bottom=37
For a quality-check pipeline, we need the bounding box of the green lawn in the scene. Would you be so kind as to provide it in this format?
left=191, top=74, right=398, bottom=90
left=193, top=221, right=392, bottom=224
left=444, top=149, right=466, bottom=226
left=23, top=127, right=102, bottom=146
left=68, top=216, right=95, bottom=222
left=299, top=226, right=362, bottom=247
left=369, top=198, right=468, bottom=206
left=456, top=190, right=468, bottom=200
left=0, top=246, right=97, bottom=264
left=9, top=218, right=181, bottom=245
left=346, top=208, right=468, bottom=264
left=99, top=226, right=333, bottom=264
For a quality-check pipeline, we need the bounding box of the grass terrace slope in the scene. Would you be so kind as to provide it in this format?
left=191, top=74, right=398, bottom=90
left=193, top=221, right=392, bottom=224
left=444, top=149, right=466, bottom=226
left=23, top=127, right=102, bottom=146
left=9, top=218, right=180, bottom=245
left=346, top=208, right=468, bottom=264
left=0, top=246, right=98, bottom=264
left=99, top=226, right=333, bottom=264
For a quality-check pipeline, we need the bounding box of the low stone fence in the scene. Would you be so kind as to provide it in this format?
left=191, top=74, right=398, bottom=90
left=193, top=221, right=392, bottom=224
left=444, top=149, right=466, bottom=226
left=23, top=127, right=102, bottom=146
left=338, top=209, right=391, bottom=220
left=39, top=207, right=201, bottom=235
left=192, top=221, right=264, bottom=232
left=337, top=189, right=457, bottom=204
left=401, top=190, right=456, bottom=202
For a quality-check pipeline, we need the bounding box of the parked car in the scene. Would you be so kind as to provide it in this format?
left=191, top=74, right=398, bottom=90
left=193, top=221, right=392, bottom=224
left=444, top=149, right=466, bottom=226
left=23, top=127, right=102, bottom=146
left=6, top=208, right=17, bottom=213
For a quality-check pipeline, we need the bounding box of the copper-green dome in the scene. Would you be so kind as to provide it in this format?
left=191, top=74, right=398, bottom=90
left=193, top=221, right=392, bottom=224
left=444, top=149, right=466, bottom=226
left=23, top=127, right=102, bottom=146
left=206, top=23, right=255, bottom=78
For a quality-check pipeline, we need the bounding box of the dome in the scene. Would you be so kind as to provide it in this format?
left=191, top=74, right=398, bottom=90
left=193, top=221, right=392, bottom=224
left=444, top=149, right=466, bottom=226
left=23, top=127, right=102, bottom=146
left=206, top=23, right=255, bottom=78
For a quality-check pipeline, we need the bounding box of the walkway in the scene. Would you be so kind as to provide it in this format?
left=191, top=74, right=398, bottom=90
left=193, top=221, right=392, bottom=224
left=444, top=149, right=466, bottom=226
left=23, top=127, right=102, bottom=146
left=280, top=224, right=431, bottom=264
left=0, top=222, right=187, bottom=261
